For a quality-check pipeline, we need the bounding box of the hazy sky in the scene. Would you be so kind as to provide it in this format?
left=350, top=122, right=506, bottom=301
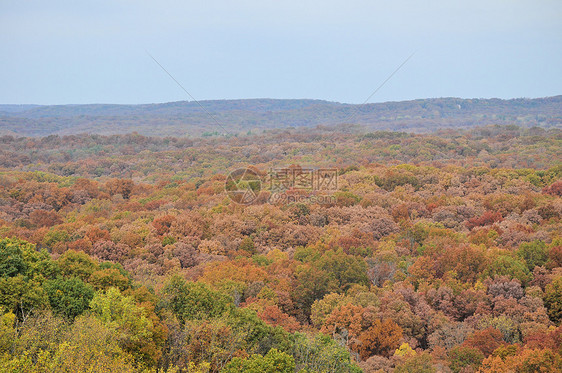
left=1, top=0, right=561, bottom=104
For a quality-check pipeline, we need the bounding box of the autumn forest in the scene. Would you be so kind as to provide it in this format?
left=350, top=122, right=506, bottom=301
left=0, top=121, right=561, bottom=372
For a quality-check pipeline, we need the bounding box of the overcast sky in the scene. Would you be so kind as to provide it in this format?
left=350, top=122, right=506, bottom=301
left=1, top=0, right=561, bottom=104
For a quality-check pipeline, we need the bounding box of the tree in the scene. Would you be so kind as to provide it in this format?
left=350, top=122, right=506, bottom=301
left=466, top=211, right=502, bottom=230
left=548, top=245, right=562, bottom=269
left=310, top=293, right=347, bottom=328
left=29, top=209, right=62, bottom=228
left=462, top=328, right=506, bottom=357
left=353, top=318, right=403, bottom=359
left=105, top=178, right=135, bottom=199
left=292, top=265, right=338, bottom=317
left=517, top=241, right=548, bottom=271
left=36, top=315, right=136, bottom=372
left=239, top=236, right=256, bottom=255
left=89, top=266, right=131, bottom=291
left=152, top=215, right=176, bottom=236
left=0, top=238, right=29, bottom=277
left=0, top=312, right=16, bottom=354
left=542, top=180, right=562, bottom=196
left=163, top=275, right=233, bottom=323
left=44, top=277, right=94, bottom=320
left=544, top=276, right=562, bottom=324
left=257, top=305, right=300, bottom=333
left=486, top=253, right=531, bottom=285
left=167, top=318, right=246, bottom=372
left=316, top=250, right=369, bottom=290
left=487, top=275, right=524, bottom=299
left=395, top=352, right=436, bottom=373
left=90, top=287, right=160, bottom=367
left=428, top=322, right=473, bottom=350
left=91, top=240, right=130, bottom=262
left=222, top=348, right=295, bottom=373
left=321, top=304, right=365, bottom=343
left=481, top=347, right=562, bottom=372
left=448, top=346, right=484, bottom=373
left=0, top=238, right=54, bottom=317
left=291, top=332, right=362, bottom=373
left=57, top=250, right=98, bottom=281
left=0, top=275, right=48, bottom=318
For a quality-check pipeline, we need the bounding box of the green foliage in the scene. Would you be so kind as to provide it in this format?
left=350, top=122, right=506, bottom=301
left=374, top=171, right=420, bottom=191
left=291, top=333, right=362, bottom=373
left=252, top=255, right=273, bottom=267
left=448, top=346, right=484, bottom=373
left=42, top=229, right=70, bottom=247
left=228, top=307, right=292, bottom=355
left=293, top=265, right=338, bottom=316
left=517, top=240, right=548, bottom=271
left=485, top=254, right=531, bottom=284
left=0, top=238, right=28, bottom=278
left=222, top=348, right=295, bottom=373
left=316, top=249, right=369, bottom=290
left=0, top=238, right=59, bottom=282
left=544, top=276, right=562, bottom=324
left=293, top=249, right=368, bottom=316
left=0, top=312, right=16, bottom=354
left=0, top=314, right=137, bottom=373
left=334, top=191, right=361, bottom=206
left=162, top=236, right=176, bottom=246
left=57, top=250, right=98, bottom=281
left=0, top=275, right=48, bottom=317
left=0, top=240, right=56, bottom=315
left=90, top=287, right=158, bottom=367
left=44, top=277, right=94, bottom=320
left=239, top=237, right=256, bottom=254
left=163, top=276, right=233, bottom=323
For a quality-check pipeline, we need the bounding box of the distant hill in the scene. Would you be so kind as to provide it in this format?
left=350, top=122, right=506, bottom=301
left=0, top=96, right=560, bottom=137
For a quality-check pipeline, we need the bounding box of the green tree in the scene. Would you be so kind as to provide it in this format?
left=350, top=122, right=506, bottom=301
left=0, top=275, right=48, bottom=317
left=0, top=312, right=16, bottom=354
left=544, top=276, right=562, bottom=324
left=316, top=250, right=369, bottom=290
left=293, top=265, right=338, bottom=317
left=448, top=346, right=484, bottom=373
left=485, top=254, right=530, bottom=284
left=90, top=287, right=159, bottom=367
left=227, top=307, right=292, bottom=355
left=0, top=238, right=27, bottom=278
left=291, top=333, right=361, bottom=373
left=4, top=315, right=137, bottom=373
left=57, top=250, right=98, bottom=281
left=222, top=348, right=295, bottom=373
left=44, top=277, right=94, bottom=320
left=163, top=275, right=233, bottom=323
left=239, top=237, right=256, bottom=254
left=517, top=240, right=548, bottom=271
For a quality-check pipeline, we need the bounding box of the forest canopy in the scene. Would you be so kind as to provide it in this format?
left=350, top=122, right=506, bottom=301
left=0, top=124, right=561, bottom=372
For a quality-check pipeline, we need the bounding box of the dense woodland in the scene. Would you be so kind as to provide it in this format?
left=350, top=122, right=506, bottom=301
left=1, top=96, right=561, bottom=137
left=0, top=124, right=561, bottom=372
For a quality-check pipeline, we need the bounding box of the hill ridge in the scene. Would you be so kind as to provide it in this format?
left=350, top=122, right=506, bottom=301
left=0, top=96, right=560, bottom=137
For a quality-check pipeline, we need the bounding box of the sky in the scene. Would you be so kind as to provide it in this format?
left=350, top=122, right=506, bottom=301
left=1, top=0, right=561, bottom=105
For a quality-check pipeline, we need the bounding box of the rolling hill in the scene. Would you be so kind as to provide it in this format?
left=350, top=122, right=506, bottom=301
left=0, top=96, right=560, bottom=137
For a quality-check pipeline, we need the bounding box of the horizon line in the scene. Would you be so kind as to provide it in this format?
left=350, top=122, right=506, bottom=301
left=1, top=94, right=561, bottom=107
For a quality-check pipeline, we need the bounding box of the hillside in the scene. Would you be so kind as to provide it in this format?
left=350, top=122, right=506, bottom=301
left=0, top=96, right=560, bottom=137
